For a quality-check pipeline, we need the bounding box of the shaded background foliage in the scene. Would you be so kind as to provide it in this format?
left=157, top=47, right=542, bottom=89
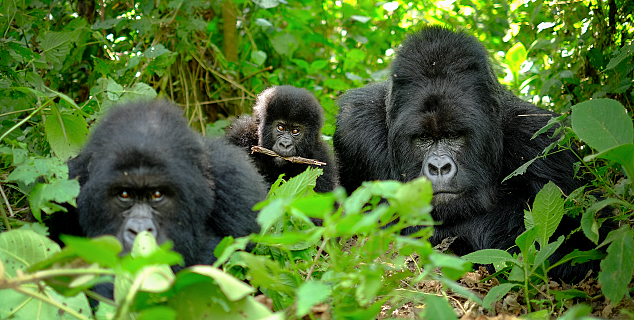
left=0, top=0, right=633, bottom=318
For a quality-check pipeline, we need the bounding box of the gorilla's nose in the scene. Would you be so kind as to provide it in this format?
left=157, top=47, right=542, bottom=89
left=424, top=155, right=457, bottom=183
left=123, top=218, right=158, bottom=245
left=279, top=139, right=292, bottom=149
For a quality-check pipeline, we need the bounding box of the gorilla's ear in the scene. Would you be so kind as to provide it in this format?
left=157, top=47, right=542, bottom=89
left=67, top=151, right=92, bottom=184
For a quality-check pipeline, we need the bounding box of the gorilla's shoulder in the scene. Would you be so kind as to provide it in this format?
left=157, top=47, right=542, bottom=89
left=225, top=115, right=259, bottom=150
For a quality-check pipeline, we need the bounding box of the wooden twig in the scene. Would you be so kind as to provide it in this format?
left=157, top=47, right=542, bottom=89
left=251, top=146, right=327, bottom=166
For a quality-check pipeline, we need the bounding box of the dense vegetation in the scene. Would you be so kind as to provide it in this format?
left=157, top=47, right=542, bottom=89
left=0, top=0, right=633, bottom=319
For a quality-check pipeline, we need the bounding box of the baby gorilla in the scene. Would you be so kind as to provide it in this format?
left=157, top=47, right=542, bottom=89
left=49, top=100, right=267, bottom=267
left=226, top=85, right=338, bottom=193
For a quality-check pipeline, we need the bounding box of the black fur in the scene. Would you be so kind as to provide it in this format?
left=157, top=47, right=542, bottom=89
left=49, top=100, right=266, bottom=267
left=226, top=85, right=338, bottom=193
left=333, top=26, right=598, bottom=282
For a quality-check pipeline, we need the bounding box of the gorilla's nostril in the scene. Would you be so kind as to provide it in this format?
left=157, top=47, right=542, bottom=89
left=440, top=163, right=452, bottom=175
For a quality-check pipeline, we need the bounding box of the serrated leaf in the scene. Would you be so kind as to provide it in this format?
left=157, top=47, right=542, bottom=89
left=531, top=181, right=565, bottom=246
left=598, top=228, right=634, bottom=304
left=502, top=156, right=538, bottom=183
left=571, top=99, right=633, bottom=152
left=296, top=281, right=331, bottom=317
left=606, top=43, right=634, bottom=70
left=39, top=31, right=76, bottom=69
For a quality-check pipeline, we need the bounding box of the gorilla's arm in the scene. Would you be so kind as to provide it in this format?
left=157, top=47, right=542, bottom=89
left=206, top=138, right=266, bottom=237
left=334, top=82, right=393, bottom=193
left=225, top=115, right=259, bottom=153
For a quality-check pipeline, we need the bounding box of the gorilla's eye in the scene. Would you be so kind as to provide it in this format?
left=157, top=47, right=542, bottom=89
left=291, top=128, right=300, bottom=135
left=151, top=190, right=163, bottom=201
left=118, top=190, right=131, bottom=201
left=277, top=124, right=285, bottom=131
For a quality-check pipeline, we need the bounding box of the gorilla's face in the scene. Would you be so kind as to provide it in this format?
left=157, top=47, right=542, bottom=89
left=267, top=120, right=305, bottom=165
left=106, top=168, right=175, bottom=252
left=387, top=79, right=503, bottom=220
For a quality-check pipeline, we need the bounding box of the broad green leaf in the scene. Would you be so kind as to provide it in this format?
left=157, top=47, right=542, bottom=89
left=92, top=18, right=123, bottom=29
left=598, top=228, right=634, bottom=304
left=118, top=82, right=158, bottom=105
left=571, top=99, right=633, bottom=152
left=39, top=31, right=76, bottom=70
left=270, top=32, right=298, bottom=57
left=584, top=143, right=634, bottom=180
left=0, top=229, right=90, bottom=319
left=356, top=269, right=382, bottom=305
left=60, top=235, right=123, bottom=268
left=269, top=167, right=322, bottom=199
left=429, top=253, right=470, bottom=280
left=45, top=107, right=89, bottom=160
left=423, top=295, right=459, bottom=320
left=29, top=178, right=80, bottom=221
left=251, top=50, right=267, bottom=66
left=550, top=249, right=605, bottom=270
left=254, top=18, right=273, bottom=27
left=558, top=304, right=594, bottom=320
left=462, top=249, right=517, bottom=265
left=137, top=306, right=178, bottom=320
left=310, top=59, right=328, bottom=71
left=189, top=266, right=255, bottom=301
left=482, top=283, right=518, bottom=310
left=295, top=281, right=331, bottom=317
left=291, top=194, right=335, bottom=219
left=530, top=181, right=565, bottom=246
left=323, top=78, right=349, bottom=91
left=506, top=42, right=527, bottom=73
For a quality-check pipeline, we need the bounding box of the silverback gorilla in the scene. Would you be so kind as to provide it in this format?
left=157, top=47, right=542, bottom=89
left=225, top=85, right=338, bottom=193
left=49, top=100, right=266, bottom=267
left=333, top=26, right=597, bottom=281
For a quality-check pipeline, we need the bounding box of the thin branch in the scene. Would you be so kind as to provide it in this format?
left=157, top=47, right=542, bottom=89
left=251, top=146, right=327, bottom=166
left=306, top=238, right=328, bottom=281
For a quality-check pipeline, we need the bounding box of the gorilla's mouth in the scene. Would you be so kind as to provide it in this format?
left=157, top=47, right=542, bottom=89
left=432, top=190, right=463, bottom=202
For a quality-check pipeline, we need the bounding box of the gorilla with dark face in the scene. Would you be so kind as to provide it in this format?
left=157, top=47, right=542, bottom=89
left=226, top=85, right=338, bottom=193
left=333, top=26, right=598, bottom=281
left=49, top=100, right=266, bottom=267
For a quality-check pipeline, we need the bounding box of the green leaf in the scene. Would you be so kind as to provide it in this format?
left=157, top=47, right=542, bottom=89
left=462, top=249, right=517, bottom=265
left=423, top=295, right=459, bottom=320
left=144, top=44, right=171, bottom=59
left=516, top=226, right=538, bottom=255
left=295, top=281, right=331, bottom=317
left=188, top=266, right=256, bottom=301
left=60, top=235, right=123, bottom=268
left=254, top=0, right=279, bottom=9
left=310, top=59, right=328, bottom=71
left=530, top=181, right=565, bottom=246
left=606, top=43, right=634, bottom=70
left=137, top=306, right=178, bottom=320
left=598, top=228, right=634, bottom=304
left=45, top=106, right=89, bottom=160
left=92, top=18, right=124, bottom=30
left=270, top=32, right=298, bottom=57
left=350, top=15, right=371, bottom=23
left=0, top=230, right=90, bottom=319
left=251, top=50, right=267, bottom=66
left=482, top=283, right=518, bottom=310
left=502, top=156, right=538, bottom=182
left=532, top=235, right=564, bottom=274
left=39, top=31, right=76, bottom=70
left=584, top=143, right=634, bottom=180
left=505, top=42, right=527, bottom=73
left=581, top=198, right=632, bottom=244
left=117, top=82, right=158, bottom=105
left=571, top=99, right=633, bottom=152
left=29, top=178, right=80, bottom=221
left=558, top=304, right=594, bottom=320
